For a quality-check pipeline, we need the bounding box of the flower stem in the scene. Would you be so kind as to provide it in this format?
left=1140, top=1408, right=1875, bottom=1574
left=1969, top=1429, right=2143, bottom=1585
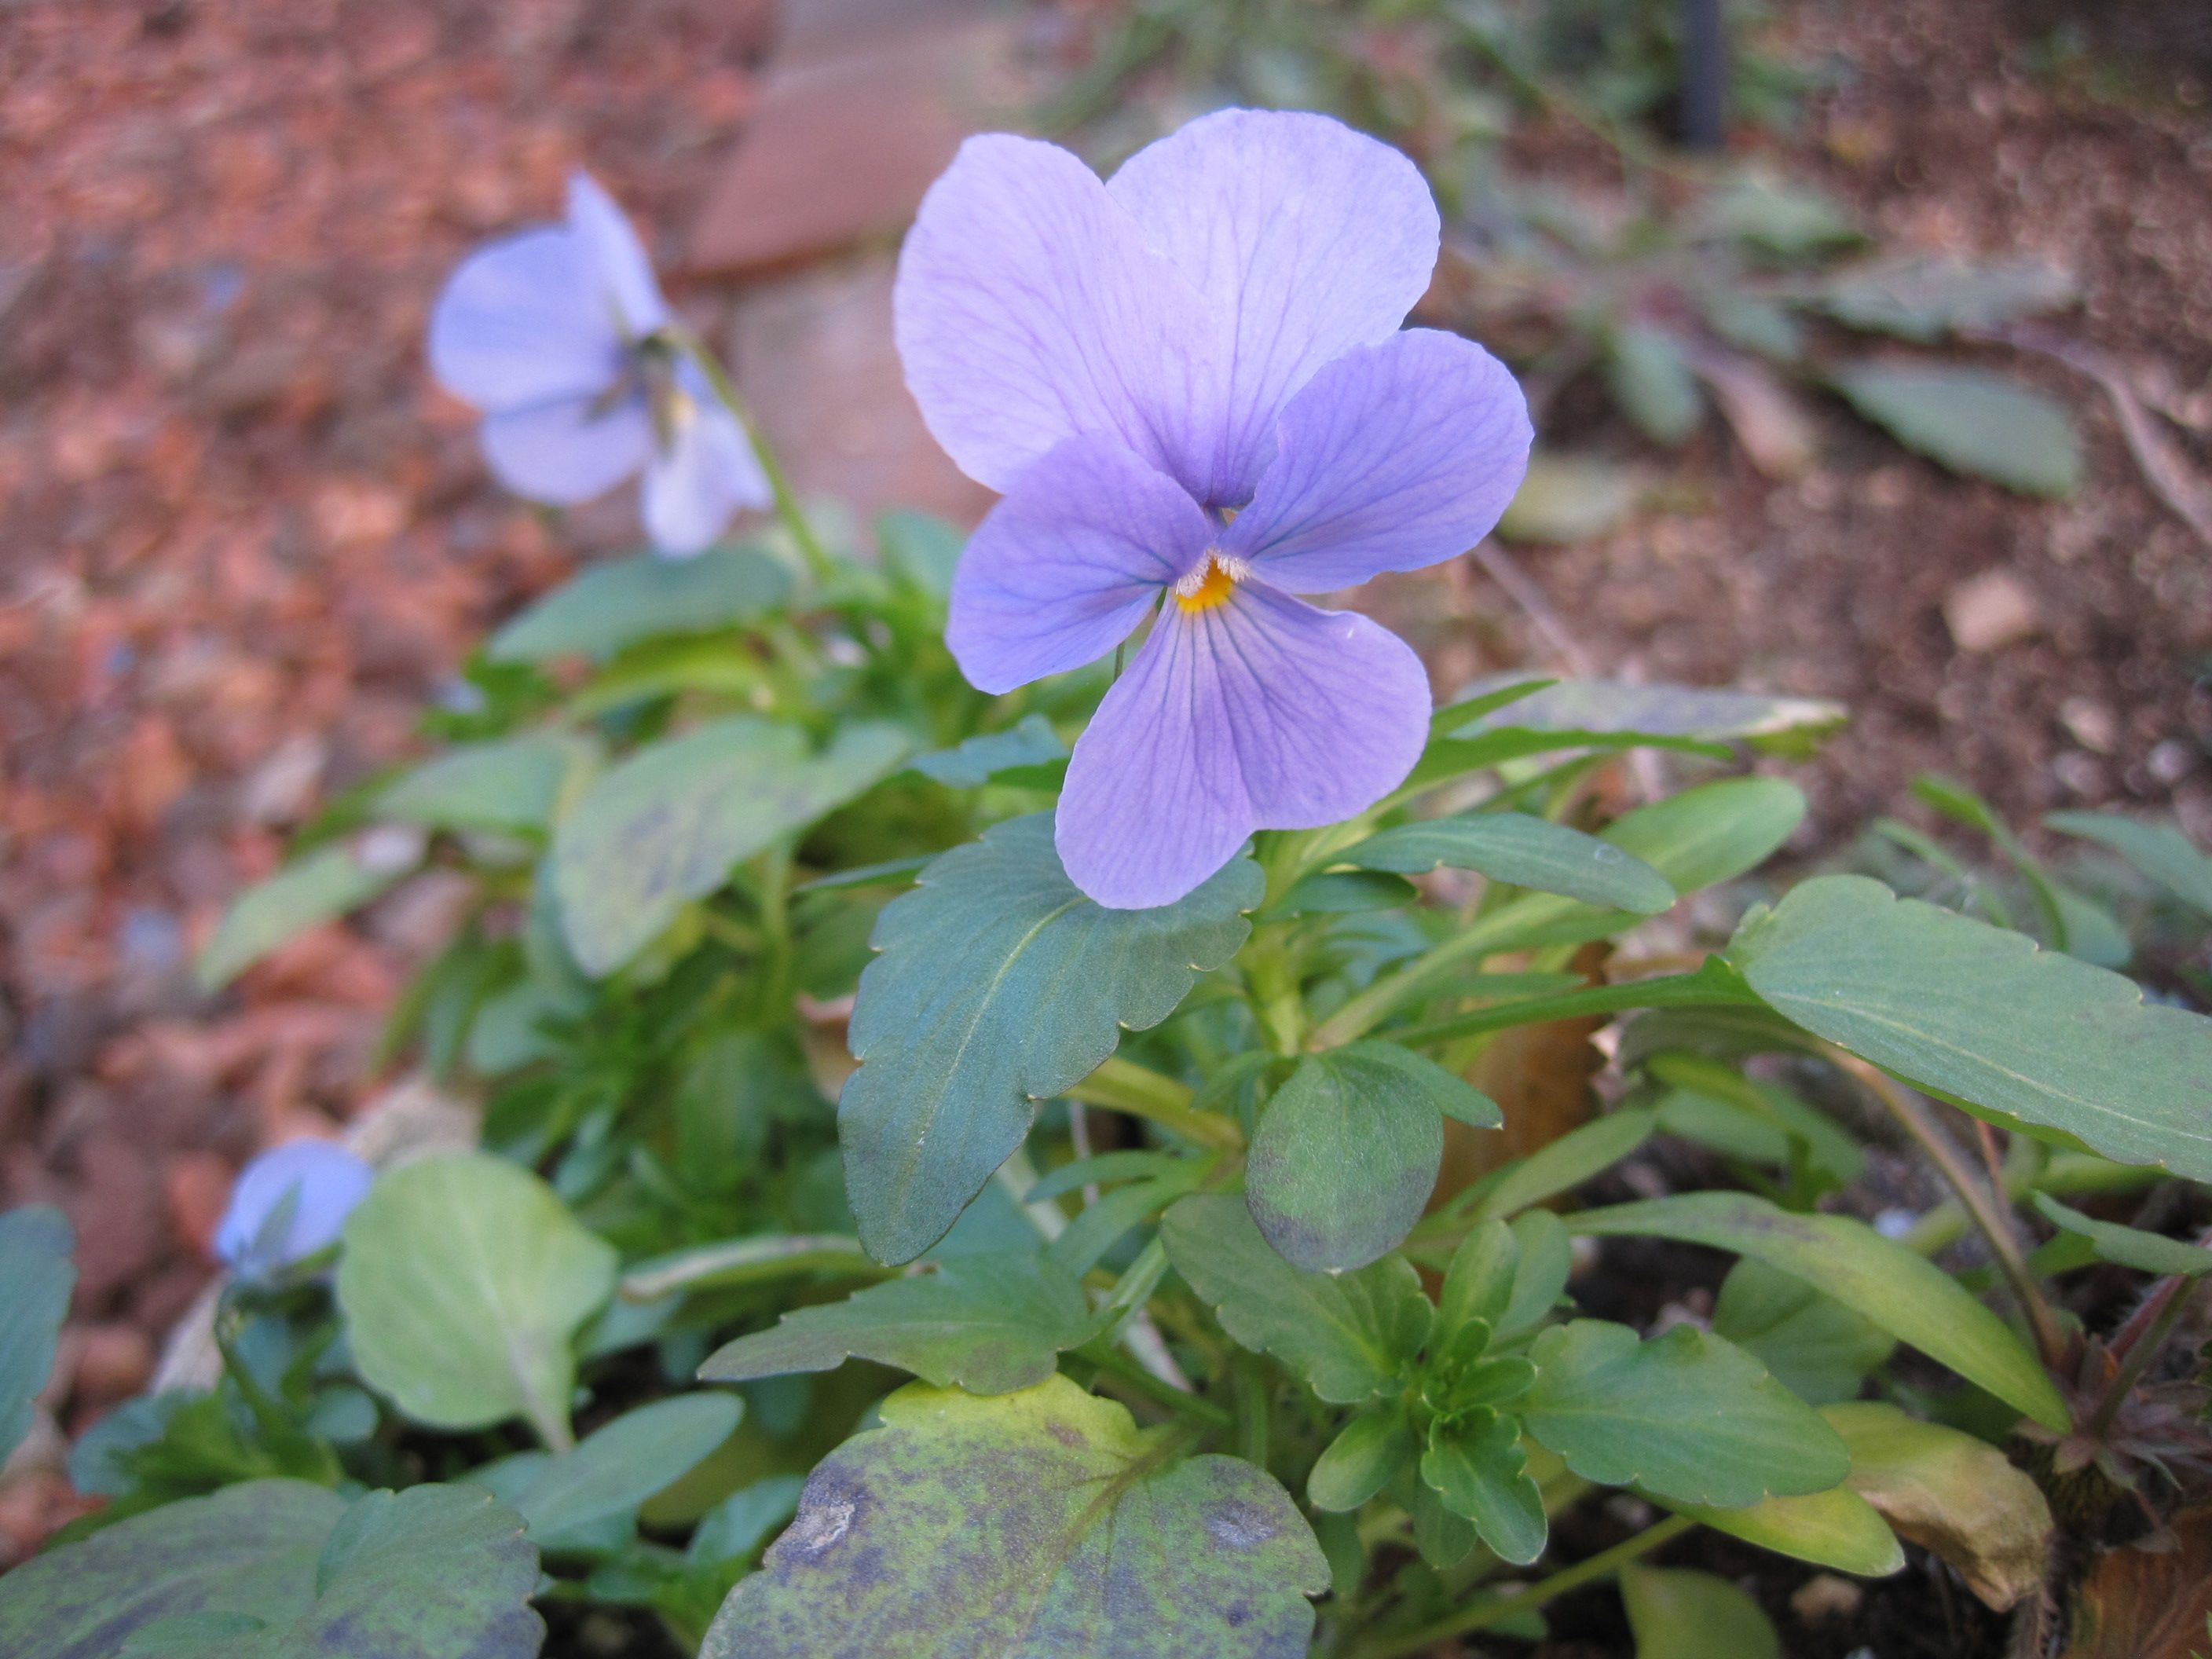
left=669, top=325, right=837, bottom=585
left=1359, top=1514, right=1696, bottom=1659
left=2089, top=1268, right=2203, bottom=1438
left=1065, top=1056, right=1243, bottom=1152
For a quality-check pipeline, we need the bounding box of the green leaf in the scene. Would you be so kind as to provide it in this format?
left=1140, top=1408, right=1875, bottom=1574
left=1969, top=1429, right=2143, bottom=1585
left=0, top=1481, right=540, bottom=1659
left=876, top=509, right=964, bottom=600
left=379, top=731, right=591, bottom=835
left=1566, top=1191, right=2068, bottom=1430
left=841, top=815, right=1258, bottom=1265
left=2045, top=811, right=2212, bottom=918
left=1438, top=1220, right=1518, bottom=1337
left=689, top=1476, right=807, bottom=1567
left=1421, top=1412, right=1547, bottom=1566
left=1523, top=1320, right=1848, bottom=1506
left=555, top=717, right=910, bottom=976
left=1831, top=363, right=2082, bottom=497
left=1828, top=1402, right=2053, bottom=1610
left=699, top=1376, right=1327, bottom=1659
left=196, top=833, right=419, bottom=991
left=908, top=715, right=1067, bottom=788
left=698, top=1251, right=1097, bottom=1393
left=488, top=544, right=793, bottom=662
left=1602, top=777, right=1807, bottom=894
left=1816, top=256, right=2075, bottom=342
left=2031, top=1193, right=2212, bottom=1278
left=1472, top=1109, right=1656, bottom=1225
left=1712, top=1258, right=1895, bottom=1404
left=1308, top=1410, right=1417, bottom=1512
left=1247, top=1042, right=1490, bottom=1272
left=1500, top=1210, right=1573, bottom=1339
left=1620, top=1565, right=1780, bottom=1659
left=1607, top=326, right=1704, bottom=445
left=1697, top=173, right=1861, bottom=259
left=1664, top=1486, right=1904, bottom=1577
left=0, top=1206, right=72, bottom=1465
left=1729, top=874, right=2212, bottom=1183
left=1447, top=677, right=1845, bottom=752
left=337, top=1152, right=618, bottom=1446
left=1163, top=1194, right=1430, bottom=1404
left=514, top=1393, right=743, bottom=1541
left=1345, top=812, right=1675, bottom=914
left=1496, top=453, right=1644, bottom=544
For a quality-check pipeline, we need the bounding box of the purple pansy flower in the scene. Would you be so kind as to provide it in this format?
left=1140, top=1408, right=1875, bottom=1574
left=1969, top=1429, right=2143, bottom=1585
left=895, top=109, right=1532, bottom=909
left=429, top=172, right=771, bottom=556
left=214, top=1139, right=374, bottom=1276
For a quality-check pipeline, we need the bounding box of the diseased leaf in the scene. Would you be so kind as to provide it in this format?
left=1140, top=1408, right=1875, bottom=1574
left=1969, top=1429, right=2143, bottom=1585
left=908, top=716, right=1067, bottom=788
left=1827, top=1402, right=2053, bottom=1611
left=1712, top=1258, right=1895, bottom=1404
left=196, top=833, right=419, bottom=991
left=488, top=544, right=793, bottom=662
left=1523, top=1320, right=1848, bottom=1507
left=699, top=1251, right=1096, bottom=1393
left=338, top=1152, right=618, bottom=1446
left=555, top=717, right=910, bottom=976
left=1817, top=256, right=2075, bottom=342
left=1249, top=1043, right=1492, bottom=1272
left=1422, top=1412, right=1547, bottom=1565
left=2031, top=1193, right=2212, bottom=1278
left=379, top=731, right=591, bottom=835
left=841, top=816, right=1258, bottom=1265
left=699, top=1376, right=1328, bottom=1659
left=1729, top=874, right=2212, bottom=1183
left=1664, top=1486, right=1904, bottom=1577
left=0, top=1206, right=72, bottom=1465
left=1344, top=812, right=1675, bottom=914
left=1163, top=1194, right=1430, bottom=1404
left=2045, top=811, right=2212, bottom=919
left=0, top=1481, right=540, bottom=1659
left=1569, top=1192, right=2068, bottom=1430
left=1832, top=363, right=2082, bottom=497
left=1620, top=1565, right=1780, bottom=1659
left=515, top=1394, right=744, bottom=1542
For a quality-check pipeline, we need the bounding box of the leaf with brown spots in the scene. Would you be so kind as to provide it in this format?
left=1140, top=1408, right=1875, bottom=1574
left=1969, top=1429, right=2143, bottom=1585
left=702, top=1375, right=1327, bottom=1658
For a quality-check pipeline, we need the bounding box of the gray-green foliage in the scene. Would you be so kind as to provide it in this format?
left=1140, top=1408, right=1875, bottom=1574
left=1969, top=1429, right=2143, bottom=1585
left=488, top=544, right=793, bottom=662
left=0, top=1206, right=72, bottom=1466
left=700, top=1377, right=1327, bottom=1658
left=840, top=815, right=1258, bottom=1265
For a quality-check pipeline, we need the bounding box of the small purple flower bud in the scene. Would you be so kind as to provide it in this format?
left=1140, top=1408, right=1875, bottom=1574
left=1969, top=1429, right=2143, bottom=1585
left=213, top=1140, right=374, bottom=1276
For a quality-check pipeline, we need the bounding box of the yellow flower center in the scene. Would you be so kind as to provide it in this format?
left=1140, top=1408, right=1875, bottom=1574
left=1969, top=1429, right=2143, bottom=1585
left=1171, top=552, right=1246, bottom=613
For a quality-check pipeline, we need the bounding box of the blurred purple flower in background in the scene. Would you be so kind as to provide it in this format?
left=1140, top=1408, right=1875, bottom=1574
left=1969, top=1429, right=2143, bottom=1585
left=429, top=172, right=770, bottom=556
left=895, top=110, right=1532, bottom=909
left=214, top=1138, right=374, bottom=1276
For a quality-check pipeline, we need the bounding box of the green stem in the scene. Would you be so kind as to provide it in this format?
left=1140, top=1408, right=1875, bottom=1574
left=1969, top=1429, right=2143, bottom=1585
left=620, top=1233, right=889, bottom=1301
left=2089, top=1272, right=2200, bottom=1438
left=1066, top=1056, right=1243, bottom=1152
left=1360, top=1514, right=1696, bottom=1659
left=670, top=326, right=837, bottom=585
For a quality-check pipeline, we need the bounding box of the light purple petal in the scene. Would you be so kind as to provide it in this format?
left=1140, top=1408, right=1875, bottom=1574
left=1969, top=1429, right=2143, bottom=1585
left=428, top=226, right=626, bottom=412
left=567, top=171, right=670, bottom=340
left=643, top=382, right=772, bottom=556
left=481, top=391, right=654, bottom=506
left=1106, top=108, right=1441, bottom=506
left=893, top=134, right=1214, bottom=496
left=1224, top=328, right=1532, bottom=592
left=214, top=1139, right=374, bottom=1274
left=1057, top=580, right=1432, bottom=908
left=947, top=438, right=1210, bottom=694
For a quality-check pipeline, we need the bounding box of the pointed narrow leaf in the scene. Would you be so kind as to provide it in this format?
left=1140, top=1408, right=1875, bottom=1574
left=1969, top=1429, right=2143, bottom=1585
left=1621, top=1565, right=1780, bottom=1659
left=1163, top=1194, right=1430, bottom=1404
left=700, top=1377, right=1327, bottom=1658
left=555, top=717, right=910, bottom=976
left=515, top=1394, right=744, bottom=1540
left=1248, top=1042, right=1489, bottom=1272
left=488, top=544, right=793, bottom=662
left=2031, top=1193, right=2212, bottom=1278
left=1448, top=677, right=1845, bottom=750
left=1730, top=874, right=2212, bottom=1182
left=1817, top=256, right=2074, bottom=342
left=1472, top=1109, right=1656, bottom=1225
left=1568, top=1191, right=2067, bottom=1429
left=1524, top=1320, right=1848, bottom=1506
left=908, top=716, right=1067, bottom=787
left=1603, top=777, right=1807, bottom=895
left=337, top=1152, right=617, bottom=1444
left=1422, top=1412, right=1547, bottom=1565
left=1346, top=812, right=1675, bottom=914
left=1500, top=1211, right=1573, bottom=1339
left=1438, top=1220, right=1518, bottom=1336
left=2045, top=811, right=2212, bottom=919
left=1832, top=363, right=2082, bottom=497
left=0, top=1206, right=73, bottom=1465
left=842, top=815, right=1258, bottom=1264
left=379, top=732, right=591, bottom=835
left=1664, top=1486, right=1904, bottom=1577
left=1309, top=1410, right=1417, bottom=1512
left=699, top=1251, right=1096, bottom=1393
left=196, top=835, right=418, bottom=991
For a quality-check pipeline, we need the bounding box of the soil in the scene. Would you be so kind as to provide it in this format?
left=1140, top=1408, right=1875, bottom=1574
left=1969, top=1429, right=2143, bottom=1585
left=2, top=0, right=2208, bottom=1645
